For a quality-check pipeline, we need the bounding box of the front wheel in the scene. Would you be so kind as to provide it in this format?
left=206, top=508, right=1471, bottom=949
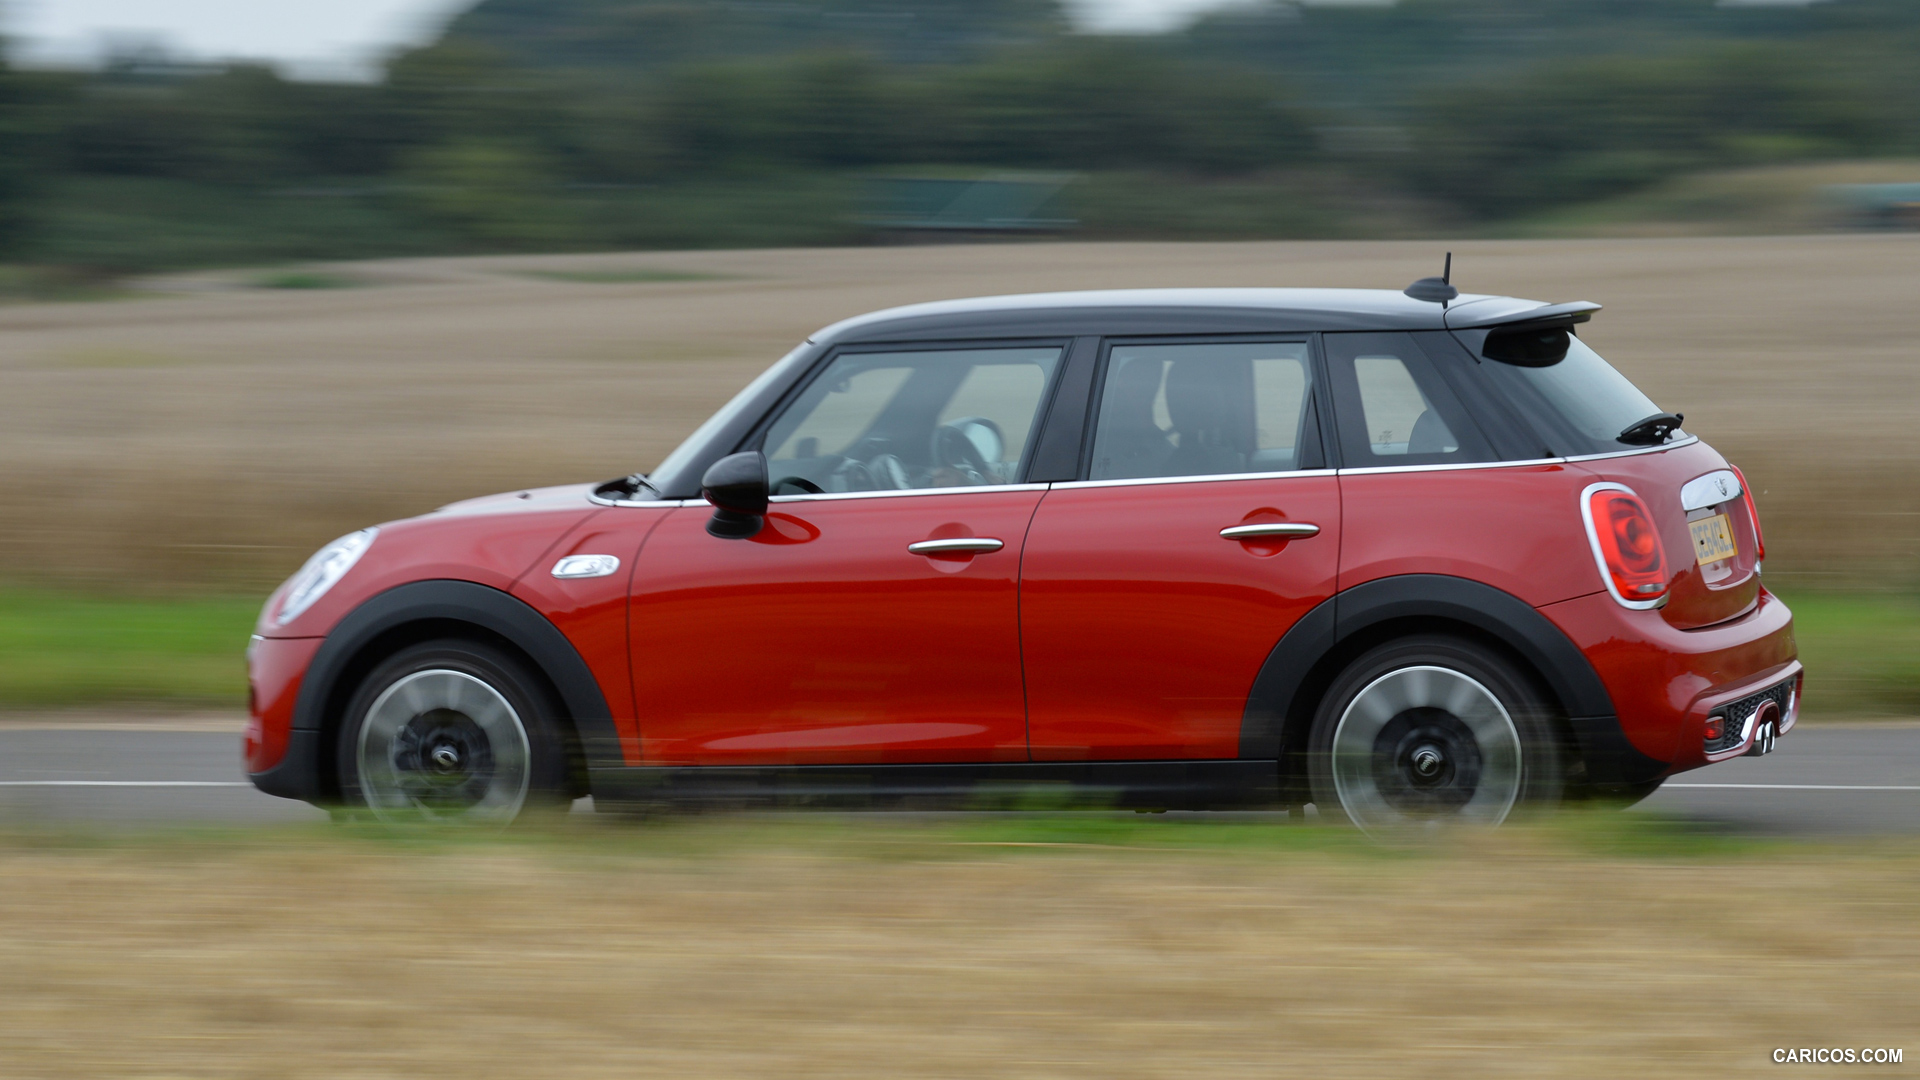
left=337, top=640, right=571, bottom=825
left=1307, top=635, right=1565, bottom=832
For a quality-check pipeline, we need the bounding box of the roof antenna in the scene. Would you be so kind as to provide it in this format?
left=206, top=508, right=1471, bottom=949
left=1403, top=251, right=1459, bottom=305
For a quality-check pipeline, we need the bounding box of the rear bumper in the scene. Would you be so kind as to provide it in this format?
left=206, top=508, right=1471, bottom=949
left=1541, top=587, right=1797, bottom=775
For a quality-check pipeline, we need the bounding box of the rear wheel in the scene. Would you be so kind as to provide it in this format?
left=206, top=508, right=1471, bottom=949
left=1308, top=635, right=1564, bottom=832
left=337, top=640, right=570, bottom=825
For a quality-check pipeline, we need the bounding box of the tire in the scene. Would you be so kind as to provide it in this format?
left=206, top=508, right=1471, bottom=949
left=337, top=639, right=571, bottom=825
left=1307, top=635, right=1565, bottom=832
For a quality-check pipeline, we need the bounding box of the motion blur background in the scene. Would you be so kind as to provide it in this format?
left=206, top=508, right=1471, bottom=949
left=2, top=4, right=1919, bottom=1077
left=4, top=0, right=1920, bottom=714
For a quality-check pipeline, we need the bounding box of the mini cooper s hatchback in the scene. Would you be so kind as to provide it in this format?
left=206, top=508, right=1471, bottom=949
left=245, top=281, right=1799, bottom=829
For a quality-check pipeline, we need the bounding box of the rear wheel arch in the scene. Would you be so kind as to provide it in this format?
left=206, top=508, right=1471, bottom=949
left=291, top=580, right=614, bottom=801
left=1243, top=575, right=1631, bottom=799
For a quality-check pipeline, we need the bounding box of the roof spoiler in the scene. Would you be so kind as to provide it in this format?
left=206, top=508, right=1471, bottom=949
left=1447, top=300, right=1602, bottom=329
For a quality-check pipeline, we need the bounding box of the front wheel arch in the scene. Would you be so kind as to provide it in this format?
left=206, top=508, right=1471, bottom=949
left=289, top=580, right=614, bottom=802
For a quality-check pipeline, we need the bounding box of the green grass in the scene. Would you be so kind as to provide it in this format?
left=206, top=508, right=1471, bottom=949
left=0, top=801, right=1793, bottom=864
left=249, top=270, right=364, bottom=290
left=0, top=586, right=1909, bottom=718
left=0, top=589, right=257, bottom=709
left=1777, top=590, right=1920, bottom=718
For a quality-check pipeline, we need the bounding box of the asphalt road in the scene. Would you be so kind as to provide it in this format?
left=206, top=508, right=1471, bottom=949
left=0, top=722, right=1914, bottom=833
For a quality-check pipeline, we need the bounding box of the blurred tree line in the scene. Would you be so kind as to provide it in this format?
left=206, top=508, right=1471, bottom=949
left=0, top=0, right=1916, bottom=272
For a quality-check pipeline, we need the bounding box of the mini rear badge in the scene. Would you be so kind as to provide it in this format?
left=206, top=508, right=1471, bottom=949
left=1679, top=470, right=1741, bottom=512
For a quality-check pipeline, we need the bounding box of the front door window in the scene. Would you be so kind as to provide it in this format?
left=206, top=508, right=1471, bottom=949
left=764, top=347, right=1061, bottom=494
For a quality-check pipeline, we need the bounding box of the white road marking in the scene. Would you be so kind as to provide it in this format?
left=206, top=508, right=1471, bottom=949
left=1665, top=783, right=1920, bottom=791
left=0, top=781, right=251, bottom=787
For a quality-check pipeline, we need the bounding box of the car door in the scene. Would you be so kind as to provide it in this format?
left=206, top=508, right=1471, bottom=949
left=628, top=342, right=1065, bottom=767
left=1020, top=338, right=1342, bottom=761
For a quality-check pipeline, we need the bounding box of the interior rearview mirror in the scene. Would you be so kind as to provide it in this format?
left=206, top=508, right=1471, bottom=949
left=702, top=450, right=769, bottom=539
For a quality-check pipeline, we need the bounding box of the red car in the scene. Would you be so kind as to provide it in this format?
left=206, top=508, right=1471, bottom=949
left=245, top=277, right=1799, bottom=829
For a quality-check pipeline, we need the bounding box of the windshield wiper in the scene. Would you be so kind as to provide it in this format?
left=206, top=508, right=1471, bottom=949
left=1617, top=412, right=1684, bottom=446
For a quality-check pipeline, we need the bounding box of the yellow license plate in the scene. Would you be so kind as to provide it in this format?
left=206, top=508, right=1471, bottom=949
left=1689, top=513, right=1738, bottom=565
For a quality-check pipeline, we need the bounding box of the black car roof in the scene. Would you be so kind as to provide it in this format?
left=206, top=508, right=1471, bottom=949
left=810, top=288, right=1600, bottom=344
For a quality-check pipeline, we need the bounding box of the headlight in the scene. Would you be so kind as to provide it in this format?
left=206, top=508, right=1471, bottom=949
left=274, top=528, right=377, bottom=626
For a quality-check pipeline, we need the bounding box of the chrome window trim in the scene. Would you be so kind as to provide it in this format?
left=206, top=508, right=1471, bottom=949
left=1330, top=436, right=1701, bottom=478
left=1052, top=468, right=1336, bottom=491
left=1337, top=456, right=1565, bottom=477
left=1562, top=435, right=1699, bottom=463
left=769, top=482, right=1051, bottom=504
left=600, top=437, right=1698, bottom=502
left=587, top=493, right=684, bottom=508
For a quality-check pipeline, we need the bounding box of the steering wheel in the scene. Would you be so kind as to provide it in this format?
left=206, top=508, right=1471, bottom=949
left=931, top=417, right=1002, bottom=485
left=772, top=476, right=825, bottom=495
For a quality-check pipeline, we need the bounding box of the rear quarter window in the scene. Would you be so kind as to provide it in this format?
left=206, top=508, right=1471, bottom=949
left=1323, top=332, right=1496, bottom=468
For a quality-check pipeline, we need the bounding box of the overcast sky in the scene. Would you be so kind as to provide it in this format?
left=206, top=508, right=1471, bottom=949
left=1, top=0, right=1303, bottom=78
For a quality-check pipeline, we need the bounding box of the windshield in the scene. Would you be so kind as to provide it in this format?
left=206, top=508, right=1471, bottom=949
left=646, top=344, right=811, bottom=496
left=1474, top=335, right=1668, bottom=456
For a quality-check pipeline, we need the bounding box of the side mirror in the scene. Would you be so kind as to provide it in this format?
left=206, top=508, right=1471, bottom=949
left=701, top=451, right=768, bottom=539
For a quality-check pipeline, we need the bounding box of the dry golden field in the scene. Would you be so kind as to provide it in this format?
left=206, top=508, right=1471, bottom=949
left=0, top=820, right=1913, bottom=1079
left=1, top=234, right=1918, bottom=590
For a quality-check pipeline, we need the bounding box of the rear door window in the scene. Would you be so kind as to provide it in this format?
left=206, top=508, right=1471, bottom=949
left=1323, top=332, right=1493, bottom=467
left=1087, top=341, right=1321, bottom=481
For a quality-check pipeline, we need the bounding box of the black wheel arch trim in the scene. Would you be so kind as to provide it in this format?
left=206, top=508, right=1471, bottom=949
left=248, top=579, right=617, bottom=803
left=1241, top=574, right=1665, bottom=791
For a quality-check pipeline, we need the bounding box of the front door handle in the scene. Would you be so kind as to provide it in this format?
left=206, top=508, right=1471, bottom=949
left=907, top=537, right=1005, bottom=556
left=1220, top=523, right=1320, bottom=541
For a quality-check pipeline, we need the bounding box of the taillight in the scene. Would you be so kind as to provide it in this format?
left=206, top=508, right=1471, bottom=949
left=1581, top=483, right=1670, bottom=609
left=1730, top=464, right=1765, bottom=563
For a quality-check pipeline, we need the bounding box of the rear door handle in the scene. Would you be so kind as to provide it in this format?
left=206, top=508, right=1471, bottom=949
left=908, top=537, right=1005, bottom=555
left=1220, top=523, right=1320, bottom=541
